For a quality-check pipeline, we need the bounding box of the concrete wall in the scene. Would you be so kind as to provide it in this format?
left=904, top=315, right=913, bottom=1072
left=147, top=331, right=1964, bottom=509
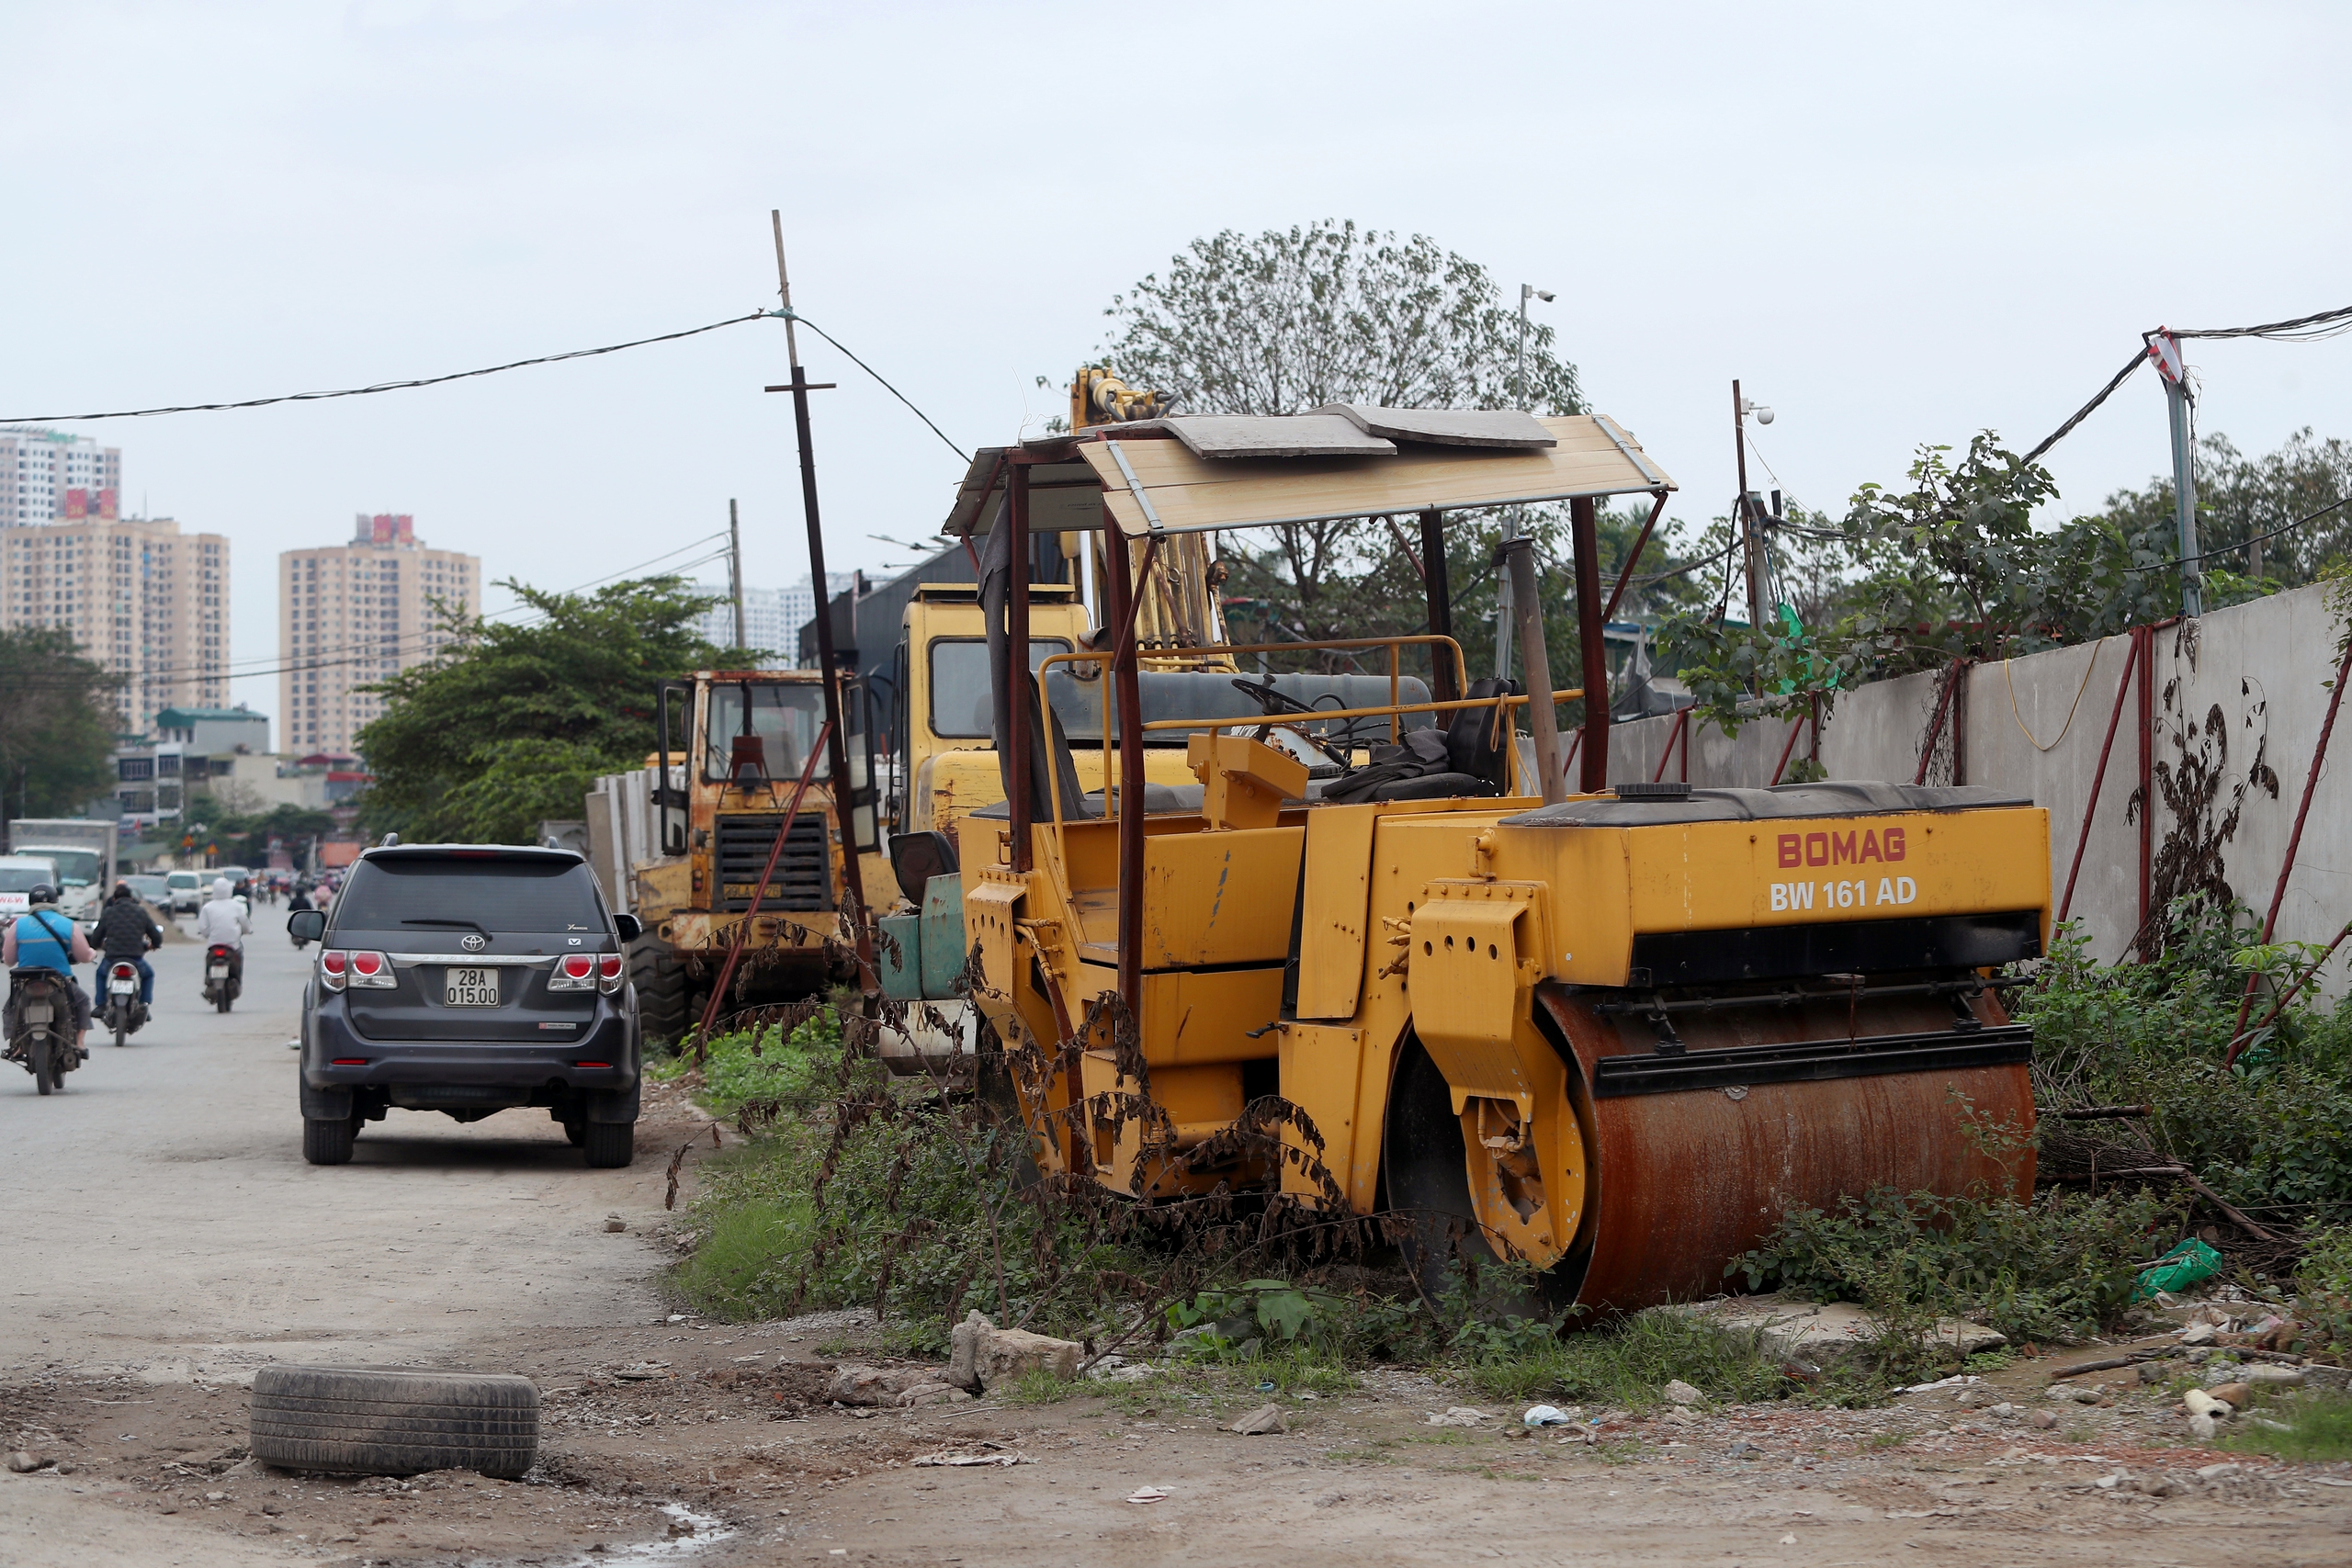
left=1603, top=581, right=2349, bottom=976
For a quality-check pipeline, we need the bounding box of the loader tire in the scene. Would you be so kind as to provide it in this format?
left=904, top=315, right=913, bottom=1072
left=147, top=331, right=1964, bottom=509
left=249, top=1364, right=538, bottom=1477
left=629, top=939, right=688, bottom=1049
left=1381, top=1032, right=1486, bottom=1303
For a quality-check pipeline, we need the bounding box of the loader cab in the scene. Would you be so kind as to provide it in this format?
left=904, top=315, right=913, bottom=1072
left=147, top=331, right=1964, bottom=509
left=644, top=667, right=883, bottom=924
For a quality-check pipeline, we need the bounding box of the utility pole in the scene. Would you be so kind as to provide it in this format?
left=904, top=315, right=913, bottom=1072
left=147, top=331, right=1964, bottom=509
left=728, top=499, right=747, bottom=651
left=1496, top=283, right=1555, bottom=680
left=1733, top=379, right=1763, bottom=626
left=2149, top=332, right=2203, bottom=616
left=764, top=211, right=869, bottom=953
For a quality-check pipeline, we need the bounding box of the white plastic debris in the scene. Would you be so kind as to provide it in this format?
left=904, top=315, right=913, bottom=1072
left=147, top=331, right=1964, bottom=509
left=1427, top=1406, right=1491, bottom=1427
left=1523, top=1404, right=1577, bottom=1427
left=1899, top=1374, right=1984, bottom=1394
left=1125, top=1486, right=1170, bottom=1504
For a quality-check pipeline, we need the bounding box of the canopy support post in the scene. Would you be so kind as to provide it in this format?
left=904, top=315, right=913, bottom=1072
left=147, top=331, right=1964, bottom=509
left=1104, top=523, right=1146, bottom=1021
left=1419, top=507, right=1458, bottom=705
left=1007, top=462, right=1033, bottom=874
left=1571, top=495, right=1611, bottom=795
left=1506, top=536, right=1568, bottom=806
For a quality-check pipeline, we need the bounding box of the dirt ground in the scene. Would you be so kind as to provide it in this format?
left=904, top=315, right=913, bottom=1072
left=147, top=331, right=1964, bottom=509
left=6, top=905, right=2352, bottom=1566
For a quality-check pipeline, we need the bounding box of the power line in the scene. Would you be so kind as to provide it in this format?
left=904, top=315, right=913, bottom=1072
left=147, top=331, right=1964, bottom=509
left=0, top=305, right=973, bottom=470
left=0, top=313, right=772, bottom=424
left=2022, top=303, right=2352, bottom=465
left=2173, top=303, right=2352, bottom=344
left=2121, top=490, right=2352, bottom=573
left=785, top=310, right=970, bottom=463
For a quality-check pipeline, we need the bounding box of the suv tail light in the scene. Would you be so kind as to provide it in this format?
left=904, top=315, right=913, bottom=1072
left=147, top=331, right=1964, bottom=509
left=597, top=953, right=624, bottom=994
left=321, top=950, right=394, bottom=991
left=548, top=953, right=596, bottom=992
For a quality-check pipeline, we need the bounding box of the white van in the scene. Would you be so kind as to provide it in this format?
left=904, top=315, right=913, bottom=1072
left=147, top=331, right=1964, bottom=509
left=0, top=855, right=61, bottom=920
left=165, top=869, right=205, bottom=915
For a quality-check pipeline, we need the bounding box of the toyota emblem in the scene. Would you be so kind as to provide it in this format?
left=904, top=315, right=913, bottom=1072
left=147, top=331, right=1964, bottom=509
left=460, top=933, right=487, bottom=952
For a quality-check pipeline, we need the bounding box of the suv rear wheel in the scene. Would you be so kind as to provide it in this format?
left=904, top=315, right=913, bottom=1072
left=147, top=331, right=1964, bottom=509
left=582, top=1121, right=634, bottom=1168
left=303, top=1114, right=356, bottom=1165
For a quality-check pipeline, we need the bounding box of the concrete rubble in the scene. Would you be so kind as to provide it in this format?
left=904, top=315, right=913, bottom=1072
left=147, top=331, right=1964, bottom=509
left=944, top=1310, right=1083, bottom=1392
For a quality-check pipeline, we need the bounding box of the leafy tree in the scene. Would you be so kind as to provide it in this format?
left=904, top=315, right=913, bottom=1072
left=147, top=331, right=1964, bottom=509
left=0, top=626, right=121, bottom=829
left=1092, top=220, right=1712, bottom=710
left=1095, top=220, right=1608, bottom=653
left=2097, top=427, right=2352, bottom=591
left=207, top=803, right=337, bottom=869
left=1667, top=434, right=2185, bottom=733
left=355, top=576, right=741, bottom=844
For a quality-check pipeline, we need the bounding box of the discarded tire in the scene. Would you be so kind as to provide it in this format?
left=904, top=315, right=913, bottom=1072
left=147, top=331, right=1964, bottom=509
left=249, top=1364, right=539, bottom=1477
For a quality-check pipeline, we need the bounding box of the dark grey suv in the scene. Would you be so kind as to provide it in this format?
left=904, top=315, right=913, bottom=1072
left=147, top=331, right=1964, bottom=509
left=290, top=843, right=643, bottom=1168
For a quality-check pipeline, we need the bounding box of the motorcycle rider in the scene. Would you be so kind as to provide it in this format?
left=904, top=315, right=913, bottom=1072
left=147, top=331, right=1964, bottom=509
left=92, top=880, right=163, bottom=1013
left=3, top=884, right=95, bottom=1059
left=195, top=876, right=251, bottom=992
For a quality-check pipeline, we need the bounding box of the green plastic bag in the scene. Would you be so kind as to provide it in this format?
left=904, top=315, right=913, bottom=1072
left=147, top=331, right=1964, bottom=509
left=2133, top=1237, right=2222, bottom=1301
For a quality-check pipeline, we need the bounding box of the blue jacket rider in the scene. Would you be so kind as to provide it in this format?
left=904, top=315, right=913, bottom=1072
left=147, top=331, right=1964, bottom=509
left=6, top=884, right=95, bottom=1057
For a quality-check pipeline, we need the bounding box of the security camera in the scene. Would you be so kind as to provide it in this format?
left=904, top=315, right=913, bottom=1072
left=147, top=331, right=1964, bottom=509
left=1755, top=406, right=1775, bottom=424
left=1535, top=289, right=1555, bottom=303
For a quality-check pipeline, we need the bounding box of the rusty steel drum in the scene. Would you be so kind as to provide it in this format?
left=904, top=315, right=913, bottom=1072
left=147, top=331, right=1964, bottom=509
left=1532, top=983, right=2035, bottom=1313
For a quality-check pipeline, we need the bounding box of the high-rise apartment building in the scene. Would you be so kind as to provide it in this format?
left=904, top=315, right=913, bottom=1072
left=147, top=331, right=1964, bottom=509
left=0, top=514, right=230, bottom=731
left=1, top=427, right=122, bottom=527
left=279, top=514, right=481, bottom=757
left=687, top=572, right=854, bottom=663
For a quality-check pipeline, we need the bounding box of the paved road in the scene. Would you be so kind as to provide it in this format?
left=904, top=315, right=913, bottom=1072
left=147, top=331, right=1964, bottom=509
left=0, top=899, right=674, bottom=1382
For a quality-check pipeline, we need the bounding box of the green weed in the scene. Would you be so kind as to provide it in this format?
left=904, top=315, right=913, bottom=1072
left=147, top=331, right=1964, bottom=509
left=1451, top=1305, right=1791, bottom=1408
left=998, top=1367, right=1080, bottom=1405
left=2222, top=1391, right=2352, bottom=1462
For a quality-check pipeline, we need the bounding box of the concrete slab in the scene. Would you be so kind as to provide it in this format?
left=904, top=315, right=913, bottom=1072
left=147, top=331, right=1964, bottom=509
left=1658, top=1293, right=2007, bottom=1359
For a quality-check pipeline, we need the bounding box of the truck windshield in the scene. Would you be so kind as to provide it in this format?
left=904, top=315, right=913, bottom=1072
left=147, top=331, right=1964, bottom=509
left=704, top=683, right=831, bottom=783
left=929, top=638, right=1071, bottom=739
left=29, top=850, right=100, bottom=886
left=331, top=855, right=607, bottom=933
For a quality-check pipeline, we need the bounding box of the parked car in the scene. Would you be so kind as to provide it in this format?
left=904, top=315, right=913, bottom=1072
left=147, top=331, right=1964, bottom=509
left=290, top=842, right=642, bottom=1168
left=126, top=874, right=172, bottom=909
left=164, top=870, right=205, bottom=914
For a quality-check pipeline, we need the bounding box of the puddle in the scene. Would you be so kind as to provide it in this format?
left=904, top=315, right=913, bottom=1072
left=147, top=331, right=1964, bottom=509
left=470, top=1503, right=737, bottom=1566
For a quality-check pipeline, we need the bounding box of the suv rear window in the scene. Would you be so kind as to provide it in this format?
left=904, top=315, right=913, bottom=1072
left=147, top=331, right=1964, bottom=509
left=331, top=855, right=607, bottom=933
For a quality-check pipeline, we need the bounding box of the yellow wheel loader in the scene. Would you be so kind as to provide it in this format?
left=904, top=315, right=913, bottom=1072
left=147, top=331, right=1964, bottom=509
left=913, top=404, right=2041, bottom=1310
left=622, top=667, right=879, bottom=1044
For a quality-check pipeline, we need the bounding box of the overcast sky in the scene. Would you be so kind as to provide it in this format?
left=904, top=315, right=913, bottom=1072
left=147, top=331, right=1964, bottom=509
left=6, top=1, right=2348, bottom=733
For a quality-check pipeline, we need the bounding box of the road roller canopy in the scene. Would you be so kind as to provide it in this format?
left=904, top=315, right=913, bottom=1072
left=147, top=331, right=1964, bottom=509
left=941, top=408, right=1677, bottom=541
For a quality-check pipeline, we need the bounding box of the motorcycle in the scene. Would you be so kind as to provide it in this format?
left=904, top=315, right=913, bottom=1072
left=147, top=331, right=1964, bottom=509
left=102, top=960, right=147, bottom=1046
left=7, top=965, right=83, bottom=1095
left=203, top=943, right=241, bottom=1013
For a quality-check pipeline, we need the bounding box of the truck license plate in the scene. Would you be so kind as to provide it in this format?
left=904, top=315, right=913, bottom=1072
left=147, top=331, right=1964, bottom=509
left=444, top=967, right=500, bottom=1007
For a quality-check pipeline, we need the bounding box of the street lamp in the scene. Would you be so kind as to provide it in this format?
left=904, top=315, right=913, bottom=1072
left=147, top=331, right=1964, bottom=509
left=1498, top=284, right=1556, bottom=680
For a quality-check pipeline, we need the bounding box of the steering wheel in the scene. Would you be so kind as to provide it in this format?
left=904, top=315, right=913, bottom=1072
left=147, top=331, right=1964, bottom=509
left=1229, top=678, right=1358, bottom=773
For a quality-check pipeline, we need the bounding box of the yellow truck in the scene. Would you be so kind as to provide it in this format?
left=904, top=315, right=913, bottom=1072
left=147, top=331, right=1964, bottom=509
left=929, top=404, right=2041, bottom=1309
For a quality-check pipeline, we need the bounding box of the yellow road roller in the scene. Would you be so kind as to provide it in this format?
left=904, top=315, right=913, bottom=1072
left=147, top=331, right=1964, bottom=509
left=922, top=405, right=2041, bottom=1308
